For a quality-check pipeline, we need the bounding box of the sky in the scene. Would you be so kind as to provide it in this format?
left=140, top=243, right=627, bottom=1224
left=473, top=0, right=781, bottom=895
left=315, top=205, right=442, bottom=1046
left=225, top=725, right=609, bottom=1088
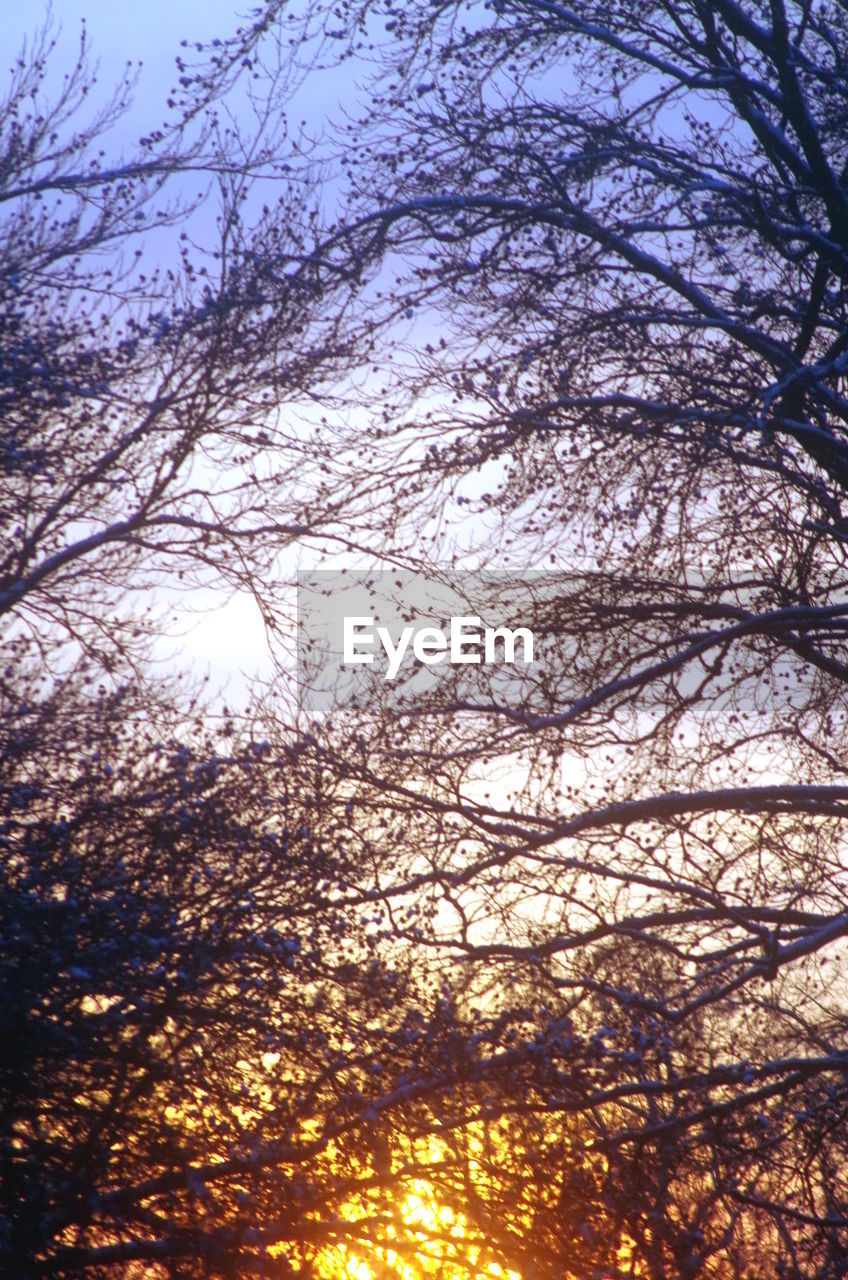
left=2, top=1, right=247, bottom=117
left=2, top=1, right=352, bottom=705
left=3, top=1, right=283, bottom=103
left=2, top=1, right=518, bottom=708
left=1, top=0, right=361, bottom=153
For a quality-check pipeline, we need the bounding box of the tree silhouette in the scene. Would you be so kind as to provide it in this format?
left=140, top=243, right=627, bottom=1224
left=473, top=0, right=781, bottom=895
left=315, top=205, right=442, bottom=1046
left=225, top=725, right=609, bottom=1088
left=281, top=0, right=848, bottom=1272
left=0, top=6, right=375, bottom=668
left=0, top=11, right=439, bottom=1276
left=7, top=0, right=848, bottom=1275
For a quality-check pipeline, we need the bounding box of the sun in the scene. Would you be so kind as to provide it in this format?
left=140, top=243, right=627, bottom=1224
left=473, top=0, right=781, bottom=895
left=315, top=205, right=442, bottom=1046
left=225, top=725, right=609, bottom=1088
left=311, top=1175, right=522, bottom=1280
left=343, top=1256, right=376, bottom=1280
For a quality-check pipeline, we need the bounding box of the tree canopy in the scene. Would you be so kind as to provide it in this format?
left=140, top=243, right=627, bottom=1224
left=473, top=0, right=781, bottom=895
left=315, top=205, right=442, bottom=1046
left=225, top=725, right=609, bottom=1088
left=3, top=1, right=848, bottom=1277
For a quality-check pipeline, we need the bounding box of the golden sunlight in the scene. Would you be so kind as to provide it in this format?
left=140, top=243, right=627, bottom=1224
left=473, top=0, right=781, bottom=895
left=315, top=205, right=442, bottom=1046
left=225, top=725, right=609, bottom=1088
left=312, top=1174, right=522, bottom=1280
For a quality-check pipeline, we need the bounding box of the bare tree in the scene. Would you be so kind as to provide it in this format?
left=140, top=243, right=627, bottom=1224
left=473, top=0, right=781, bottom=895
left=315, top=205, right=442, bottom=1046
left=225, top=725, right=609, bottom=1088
left=0, top=644, right=453, bottom=1277
left=0, top=5, right=381, bottom=669
left=266, top=0, right=848, bottom=1273
left=0, top=11, right=452, bottom=1277
left=9, top=0, right=848, bottom=1274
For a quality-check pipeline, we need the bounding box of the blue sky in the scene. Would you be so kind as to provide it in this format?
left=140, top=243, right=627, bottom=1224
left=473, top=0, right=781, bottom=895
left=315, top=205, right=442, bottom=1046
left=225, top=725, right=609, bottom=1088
left=2, top=1, right=255, bottom=110
left=2, top=2, right=315, bottom=704
left=0, top=2, right=470, bottom=707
